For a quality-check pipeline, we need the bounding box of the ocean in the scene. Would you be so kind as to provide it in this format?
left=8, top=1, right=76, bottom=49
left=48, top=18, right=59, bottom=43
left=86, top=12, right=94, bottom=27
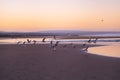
left=0, top=32, right=120, bottom=58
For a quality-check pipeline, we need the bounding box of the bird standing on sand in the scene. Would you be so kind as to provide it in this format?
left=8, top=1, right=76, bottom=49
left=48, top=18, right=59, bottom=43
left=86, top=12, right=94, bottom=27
left=50, top=40, right=53, bottom=48
left=93, top=38, right=98, bottom=43
left=88, top=38, right=92, bottom=43
left=81, top=46, right=89, bottom=52
left=55, top=41, right=59, bottom=47
left=17, top=41, right=22, bottom=44
left=52, top=41, right=59, bottom=51
left=23, top=41, right=26, bottom=45
left=83, top=44, right=86, bottom=47
left=33, top=40, right=37, bottom=44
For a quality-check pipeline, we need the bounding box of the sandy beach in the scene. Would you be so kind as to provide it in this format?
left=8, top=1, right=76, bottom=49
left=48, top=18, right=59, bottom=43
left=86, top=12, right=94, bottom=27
left=0, top=44, right=120, bottom=80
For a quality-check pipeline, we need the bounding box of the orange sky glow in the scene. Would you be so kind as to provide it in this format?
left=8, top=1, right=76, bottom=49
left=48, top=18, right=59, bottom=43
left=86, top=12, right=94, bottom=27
left=0, top=0, right=120, bottom=32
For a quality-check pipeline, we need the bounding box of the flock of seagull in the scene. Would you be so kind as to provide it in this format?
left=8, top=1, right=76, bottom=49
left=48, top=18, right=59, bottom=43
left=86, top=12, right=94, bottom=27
left=81, top=38, right=98, bottom=52
left=17, top=37, right=98, bottom=52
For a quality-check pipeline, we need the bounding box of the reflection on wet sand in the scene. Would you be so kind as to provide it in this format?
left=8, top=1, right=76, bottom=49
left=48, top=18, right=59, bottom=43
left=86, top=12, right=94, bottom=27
left=89, top=43, right=120, bottom=58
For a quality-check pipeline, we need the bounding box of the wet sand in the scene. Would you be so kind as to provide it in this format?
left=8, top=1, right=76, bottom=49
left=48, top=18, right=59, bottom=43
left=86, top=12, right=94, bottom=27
left=0, top=44, right=120, bottom=80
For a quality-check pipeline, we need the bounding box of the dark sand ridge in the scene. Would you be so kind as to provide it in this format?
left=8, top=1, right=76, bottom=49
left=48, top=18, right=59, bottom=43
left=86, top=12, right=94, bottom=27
left=0, top=44, right=120, bottom=80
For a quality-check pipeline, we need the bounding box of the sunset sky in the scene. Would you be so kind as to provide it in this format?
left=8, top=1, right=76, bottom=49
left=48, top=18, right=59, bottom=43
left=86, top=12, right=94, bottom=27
left=0, top=0, right=120, bottom=32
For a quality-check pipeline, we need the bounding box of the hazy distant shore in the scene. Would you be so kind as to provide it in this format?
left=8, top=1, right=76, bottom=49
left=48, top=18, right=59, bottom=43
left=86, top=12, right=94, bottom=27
left=0, top=44, right=120, bottom=80
left=0, top=31, right=120, bottom=38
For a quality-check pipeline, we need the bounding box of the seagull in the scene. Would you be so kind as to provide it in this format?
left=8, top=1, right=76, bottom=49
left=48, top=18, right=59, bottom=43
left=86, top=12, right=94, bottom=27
left=23, top=41, right=26, bottom=45
left=83, top=44, right=86, bottom=47
left=17, top=41, right=22, bottom=44
left=81, top=46, right=89, bottom=52
left=88, top=38, right=92, bottom=43
left=42, top=37, right=46, bottom=42
left=27, top=39, right=31, bottom=43
left=52, top=41, right=59, bottom=51
left=33, top=40, right=37, bottom=44
left=50, top=40, right=53, bottom=48
left=55, top=41, right=59, bottom=47
left=93, top=38, right=98, bottom=43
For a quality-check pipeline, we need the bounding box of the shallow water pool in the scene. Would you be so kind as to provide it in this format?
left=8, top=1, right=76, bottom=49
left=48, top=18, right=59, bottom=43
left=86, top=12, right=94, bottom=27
left=89, top=42, right=120, bottom=58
